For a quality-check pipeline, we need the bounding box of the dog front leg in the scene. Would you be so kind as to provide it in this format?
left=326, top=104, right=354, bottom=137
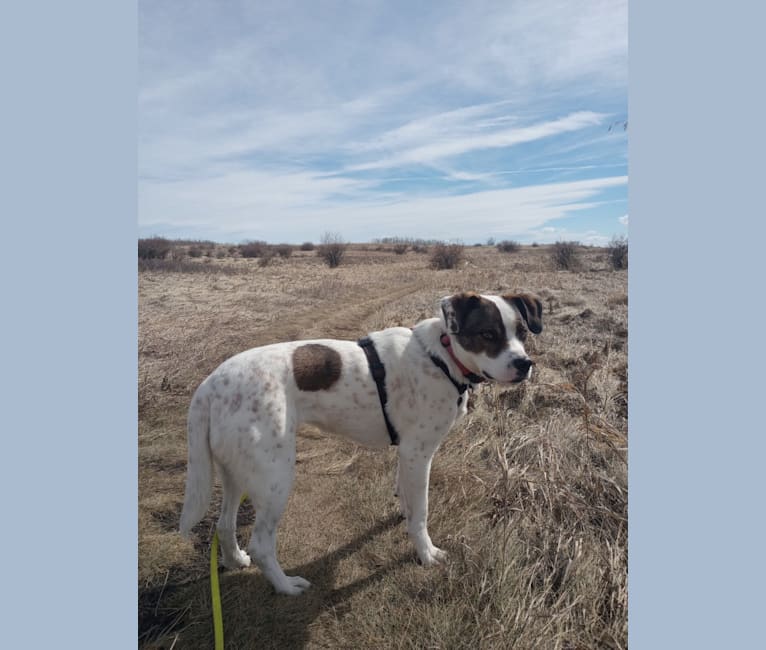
left=396, top=448, right=447, bottom=566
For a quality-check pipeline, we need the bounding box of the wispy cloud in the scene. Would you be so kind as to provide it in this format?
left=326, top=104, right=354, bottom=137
left=346, top=111, right=607, bottom=172
left=139, top=0, right=627, bottom=243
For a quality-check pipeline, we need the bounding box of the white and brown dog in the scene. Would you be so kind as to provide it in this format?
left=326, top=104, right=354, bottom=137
left=180, top=292, right=543, bottom=595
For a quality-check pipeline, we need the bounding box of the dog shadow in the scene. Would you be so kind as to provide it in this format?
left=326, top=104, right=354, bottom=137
left=218, top=511, right=410, bottom=649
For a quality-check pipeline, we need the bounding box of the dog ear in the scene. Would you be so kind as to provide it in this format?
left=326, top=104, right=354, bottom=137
left=507, top=293, right=543, bottom=334
left=441, top=292, right=480, bottom=334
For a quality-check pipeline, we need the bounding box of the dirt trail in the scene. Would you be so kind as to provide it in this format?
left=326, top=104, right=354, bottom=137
left=257, top=282, right=423, bottom=344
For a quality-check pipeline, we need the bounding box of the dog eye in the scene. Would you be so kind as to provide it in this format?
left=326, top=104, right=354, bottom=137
left=481, top=330, right=497, bottom=341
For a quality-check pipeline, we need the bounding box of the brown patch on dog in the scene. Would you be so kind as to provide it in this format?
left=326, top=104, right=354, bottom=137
left=449, top=292, right=508, bottom=358
left=292, top=344, right=342, bottom=391
left=503, top=293, right=544, bottom=334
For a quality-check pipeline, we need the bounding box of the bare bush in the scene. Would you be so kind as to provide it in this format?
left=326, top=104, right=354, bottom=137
left=239, top=240, right=269, bottom=258
left=274, top=244, right=293, bottom=259
left=607, top=235, right=628, bottom=270
left=551, top=241, right=581, bottom=270
left=137, top=257, right=243, bottom=275
left=258, top=249, right=276, bottom=267
left=300, top=241, right=315, bottom=251
left=138, top=237, right=171, bottom=260
left=317, top=231, right=348, bottom=268
left=497, top=240, right=521, bottom=253
left=430, top=242, right=465, bottom=270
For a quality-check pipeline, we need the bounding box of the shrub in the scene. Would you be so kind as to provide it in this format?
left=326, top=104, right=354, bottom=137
left=430, top=242, right=465, bottom=270
left=393, top=243, right=408, bottom=255
left=551, top=241, right=581, bottom=270
left=300, top=241, right=315, bottom=251
left=497, top=240, right=521, bottom=253
left=258, top=250, right=276, bottom=267
left=274, top=244, right=293, bottom=259
left=137, top=257, right=243, bottom=275
left=607, top=235, right=628, bottom=270
left=317, top=231, right=348, bottom=268
left=138, top=237, right=171, bottom=260
left=239, top=240, right=269, bottom=258
left=187, top=247, right=204, bottom=258
left=412, top=244, right=429, bottom=254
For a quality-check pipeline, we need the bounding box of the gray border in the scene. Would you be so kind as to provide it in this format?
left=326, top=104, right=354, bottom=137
left=630, top=1, right=765, bottom=647
left=1, top=2, right=137, bottom=646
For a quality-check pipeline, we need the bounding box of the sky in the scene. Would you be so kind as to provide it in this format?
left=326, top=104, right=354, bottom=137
left=138, top=0, right=627, bottom=246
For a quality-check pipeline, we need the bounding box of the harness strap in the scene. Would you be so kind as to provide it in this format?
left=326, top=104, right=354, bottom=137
left=428, top=354, right=470, bottom=395
left=358, top=336, right=400, bottom=446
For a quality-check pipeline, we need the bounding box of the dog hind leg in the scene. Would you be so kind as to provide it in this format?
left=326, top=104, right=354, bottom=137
left=216, top=465, right=252, bottom=569
left=245, top=450, right=310, bottom=595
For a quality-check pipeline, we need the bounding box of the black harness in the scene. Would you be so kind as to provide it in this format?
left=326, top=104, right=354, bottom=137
left=358, top=336, right=400, bottom=445
left=358, top=334, right=483, bottom=447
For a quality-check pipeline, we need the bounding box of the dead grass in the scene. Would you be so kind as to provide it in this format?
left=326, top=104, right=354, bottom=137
left=138, top=244, right=627, bottom=649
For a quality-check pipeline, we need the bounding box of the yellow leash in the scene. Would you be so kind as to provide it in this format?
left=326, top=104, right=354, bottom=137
left=210, top=494, right=247, bottom=650
left=210, top=529, right=225, bottom=650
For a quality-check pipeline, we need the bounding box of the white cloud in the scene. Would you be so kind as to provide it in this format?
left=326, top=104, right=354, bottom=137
left=347, top=111, right=607, bottom=172
left=140, top=170, right=627, bottom=243
left=138, top=1, right=628, bottom=242
left=619, top=214, right=628, bottom=226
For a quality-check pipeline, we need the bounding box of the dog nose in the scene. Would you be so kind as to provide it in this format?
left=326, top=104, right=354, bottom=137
left=513, top=358, right=533, bottom=374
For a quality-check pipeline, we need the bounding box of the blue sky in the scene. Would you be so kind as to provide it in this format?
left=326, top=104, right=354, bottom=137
left=139, top=0, right=627, bottom=245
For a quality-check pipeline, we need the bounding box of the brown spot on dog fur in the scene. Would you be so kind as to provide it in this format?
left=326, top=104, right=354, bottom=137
left=292, top=344, right=342, bottom=391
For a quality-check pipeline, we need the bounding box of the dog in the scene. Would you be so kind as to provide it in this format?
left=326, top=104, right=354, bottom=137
left=179, top=291, right=543, bottom=595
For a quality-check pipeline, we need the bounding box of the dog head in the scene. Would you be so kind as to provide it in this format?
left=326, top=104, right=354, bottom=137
left=440, top=291, right=543, bottom=383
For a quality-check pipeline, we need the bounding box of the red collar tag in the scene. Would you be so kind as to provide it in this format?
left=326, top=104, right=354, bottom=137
left=440, top=334, right=476, bottom=378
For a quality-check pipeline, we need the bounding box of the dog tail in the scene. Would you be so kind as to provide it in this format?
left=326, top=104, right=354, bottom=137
left=179, top=388, right=214, bottom=537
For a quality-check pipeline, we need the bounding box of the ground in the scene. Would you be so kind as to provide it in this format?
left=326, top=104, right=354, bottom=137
left=138, top=243, right=627, bottom=649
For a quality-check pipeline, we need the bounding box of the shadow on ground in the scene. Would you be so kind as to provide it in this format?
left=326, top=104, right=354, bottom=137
left=140, top=511, right=408, bottom=649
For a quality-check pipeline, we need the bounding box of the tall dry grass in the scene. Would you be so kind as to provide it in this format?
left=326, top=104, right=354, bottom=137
left=138, top=244, right=627, bottom=649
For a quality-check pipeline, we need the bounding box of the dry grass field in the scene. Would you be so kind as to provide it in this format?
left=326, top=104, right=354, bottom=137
left=138, top=243, right=627, bottom=649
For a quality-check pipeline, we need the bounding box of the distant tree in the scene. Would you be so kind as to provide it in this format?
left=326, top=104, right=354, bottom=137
left=317, top=231, right=348, bottom=268
left=497, top=240, right=521, bottom=253
left=430, top=242, right=465, bottom=270
left=551, top=241, right=581, bottom=270
left=138, top=237, right=171, bottom=260
left=607, top=235, right=628, bottom=270
left=239, top=240, right=268, bottom=258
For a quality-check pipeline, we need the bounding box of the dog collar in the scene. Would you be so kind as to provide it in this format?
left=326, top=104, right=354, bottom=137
left=439, top=334, right=486, bottom=385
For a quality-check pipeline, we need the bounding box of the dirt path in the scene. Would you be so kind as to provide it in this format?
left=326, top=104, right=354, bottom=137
left=263, top=281, right=423, bottom=343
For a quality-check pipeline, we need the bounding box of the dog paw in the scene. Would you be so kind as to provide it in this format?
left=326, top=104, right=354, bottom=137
left=222, top=550, right=252, bottom=570
left=276, top=575, right=311, bottom=596
left=419, top=545, right=448, bottom=566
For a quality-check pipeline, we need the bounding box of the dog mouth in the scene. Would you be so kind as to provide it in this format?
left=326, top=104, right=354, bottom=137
left=481, top=370, right=529, bottom=384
